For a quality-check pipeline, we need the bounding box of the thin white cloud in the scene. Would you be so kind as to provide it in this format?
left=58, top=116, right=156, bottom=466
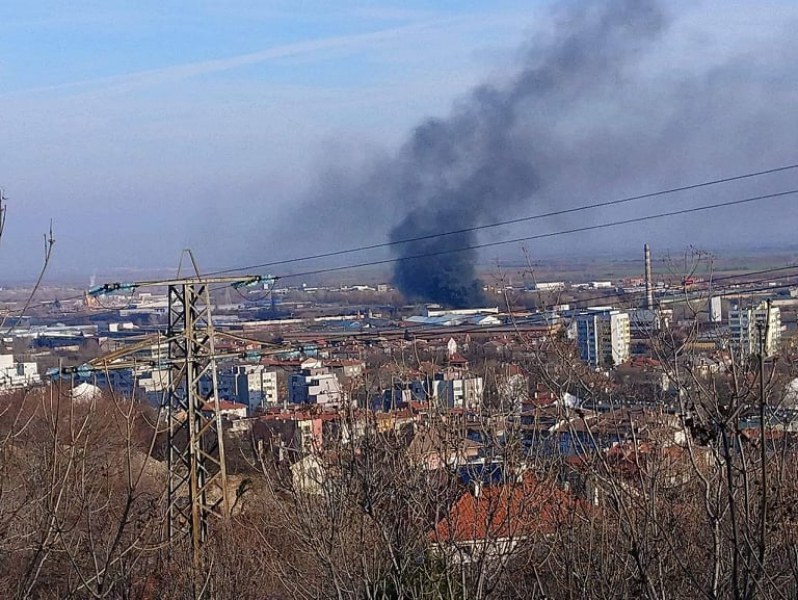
left=2, top=17, right=464, bottom=100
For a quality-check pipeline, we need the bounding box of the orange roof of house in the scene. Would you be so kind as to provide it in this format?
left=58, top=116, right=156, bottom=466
left=504, top=364, right=524, bottom=376
left=375, top=408, right=415, bottom=420
left=431, top=475, right=582, bottom=543
left=567, top=441, right=692, bottom=481
left=260, top=409, right=314, bottom=421
left=327, top=359, right=365, bottom=367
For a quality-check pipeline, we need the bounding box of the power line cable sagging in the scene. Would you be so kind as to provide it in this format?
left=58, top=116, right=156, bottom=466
left=209, top=162, right=798, bottom=277
left=4, top=163, right=798, bottom=328
left=5, top=169, right=796, bottom=328
left=263, top=0, right=795, bottom=308
left=277, top=188, right=798, bottom=281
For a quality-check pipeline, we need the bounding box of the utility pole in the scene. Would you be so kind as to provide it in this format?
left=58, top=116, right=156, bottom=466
left=756, top=299, right=772, bottom=573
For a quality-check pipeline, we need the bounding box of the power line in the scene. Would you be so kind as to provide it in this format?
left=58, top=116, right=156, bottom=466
left=4, top=245, right=795, bottom=331
left=229, top=263, right=798, bottom=347
left=69, top=251, right=795, bottom=343
left=208, top=162, right=798, bottom=276
left=247, top=276, right=798, bottom=351
left=4, top=163, right=797, bottom=322
left=314, top=273, right=798, bottom=346
left=499, top=263, right=798, bottom=315
left=275, top=188, right=798, bottom=280
left=41, top=264, right=798, bottom=370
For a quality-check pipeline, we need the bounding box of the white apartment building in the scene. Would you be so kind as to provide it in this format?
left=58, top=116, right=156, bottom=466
left=576, top=309, right=631, bottom=368
left=288, top=359, right=345, bottom=406
left=431, top=374, right=484, bottom=409
left=729, top=301, right=781, bottom=358
left=375, top=372, right=485, bottom=411
left=709, top=296, right=723, bottom=323
left=0, top=354, right=40, bottom=391
left=234, top=364, right=279, bottom=412
left=97, top=366, right=170, bottom=404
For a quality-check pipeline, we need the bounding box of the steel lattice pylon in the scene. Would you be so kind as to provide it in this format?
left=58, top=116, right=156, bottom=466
left=166, top=279, right=229, bottom=565
left=74, top=255, right=265, bottom=575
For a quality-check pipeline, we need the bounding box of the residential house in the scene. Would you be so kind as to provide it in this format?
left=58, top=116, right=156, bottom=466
left=0, top=354, right=40, bottom=391
left=429, top=475, right=583, bottom=564
left=201, top=400, right=248, bottom=419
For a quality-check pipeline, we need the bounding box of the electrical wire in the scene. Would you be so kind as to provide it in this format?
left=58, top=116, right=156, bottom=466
left=244, top=263, right=798, bottom=347
left=4, top=163, right=798, bottom=324
left=207, top=162, right=798, bottom=276
left=274, top=188, right=798, bottom=281
left=293, top=273, right=798, bottom=347
left=51, top=260, right=797, bottom=346
left=51, top=266, right=798, bottom=375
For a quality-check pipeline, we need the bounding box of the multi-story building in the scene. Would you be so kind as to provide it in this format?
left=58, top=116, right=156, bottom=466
left=430, top=373, right=484, bottom=409
left=374, top=369, right=485, bottom=411
left=252, top=411, right=325, bottom=458
left=374, top=381, right=426, bottom=411
left=288, top=359, right=345, bottom=407
left=709, top=296, right=723, bottom=323
left=96, top=366, right=169, bottom=404
left=234, top=364, right=279, bottom=412
left=87, top=341, right=172, bottom=404
left=729, top=301, right=781, bottom=358
left=576, top=309, right=630, bottom=368
left=627, top=308, right=672, bottom=335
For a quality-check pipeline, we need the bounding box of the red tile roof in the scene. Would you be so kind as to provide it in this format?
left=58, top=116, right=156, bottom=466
left=327, top=359, right=365, bottom=367
left=431, top=475, right=582, bottom=543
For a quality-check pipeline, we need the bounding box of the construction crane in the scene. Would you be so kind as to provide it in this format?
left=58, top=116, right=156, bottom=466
left=53, top=253, right=269, bottom=573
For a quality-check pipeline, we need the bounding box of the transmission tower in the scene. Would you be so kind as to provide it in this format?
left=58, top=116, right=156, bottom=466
left=69, top=255, right=265, bottom=570
left=166, top=273, right=228, bottom=562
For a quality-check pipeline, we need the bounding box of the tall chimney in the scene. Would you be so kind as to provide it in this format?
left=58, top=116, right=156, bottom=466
left=644, top=244, right=654, bottom=310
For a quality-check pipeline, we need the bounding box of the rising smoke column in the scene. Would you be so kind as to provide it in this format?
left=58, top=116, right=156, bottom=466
left=389, top=0, right=665, bottom=307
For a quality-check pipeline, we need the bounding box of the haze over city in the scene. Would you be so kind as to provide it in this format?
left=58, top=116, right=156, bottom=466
left=7, top=2, right=798, bottom=598
left=1, top=0, right=797, bottom=285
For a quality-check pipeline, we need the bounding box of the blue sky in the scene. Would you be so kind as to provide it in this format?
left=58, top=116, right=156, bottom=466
left=1, top=2, right=529, bottom=91
left=1, top=1, right=797, bottom=282
left=0, top=1, right=546, bottom=280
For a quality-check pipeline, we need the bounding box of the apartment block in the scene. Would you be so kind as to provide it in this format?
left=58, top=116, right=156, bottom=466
left=728, top=301, right=781, bottom=358
left=288, top=359, right=345, bottom=407
left=234, top=364, right=279, bottom=411
left=576, top=309, right=631, bottom=368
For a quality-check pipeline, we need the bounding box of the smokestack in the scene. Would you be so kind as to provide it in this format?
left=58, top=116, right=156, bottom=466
left=644, top=244, right=654, bottom=310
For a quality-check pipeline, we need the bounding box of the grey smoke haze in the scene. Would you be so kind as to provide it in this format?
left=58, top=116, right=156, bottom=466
left=1, top=1, right=798, bottom=282
left=271, top=0, right=798, bottom=306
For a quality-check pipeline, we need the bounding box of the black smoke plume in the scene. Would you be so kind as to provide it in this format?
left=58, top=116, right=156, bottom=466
left=389, top=0, right=665, bottom=307
left=267, top=0, right=798, bottom=304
